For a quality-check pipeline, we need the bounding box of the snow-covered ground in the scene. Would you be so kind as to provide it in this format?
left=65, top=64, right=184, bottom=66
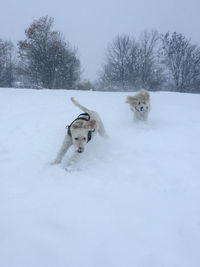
left=0, top=88, right=200, bottom=267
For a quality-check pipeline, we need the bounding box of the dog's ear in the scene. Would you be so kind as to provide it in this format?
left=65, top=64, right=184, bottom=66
left=140, top=90, right=150, bottom=101
left=126, top=96, right=137, bottom=106
left=87, top=119, right=96, bottom=130
left=71, top=120, right=84, bottom=129
left=144, top=92, right=150, bottom=101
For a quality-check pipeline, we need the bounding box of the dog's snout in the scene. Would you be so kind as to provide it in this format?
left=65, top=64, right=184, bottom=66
left=77, top=147, right=83, bottom=153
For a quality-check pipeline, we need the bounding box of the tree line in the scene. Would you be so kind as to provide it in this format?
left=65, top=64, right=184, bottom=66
left=0, top=15, right=200, bottom=93
left=99, top=31, right=200, bottom=93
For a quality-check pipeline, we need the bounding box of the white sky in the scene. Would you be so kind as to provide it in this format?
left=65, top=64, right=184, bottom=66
left=0, top=0, right=199, bottom=81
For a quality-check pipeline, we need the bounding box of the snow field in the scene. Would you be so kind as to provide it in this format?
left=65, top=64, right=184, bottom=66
left=0, top=88, right=200, bottom=267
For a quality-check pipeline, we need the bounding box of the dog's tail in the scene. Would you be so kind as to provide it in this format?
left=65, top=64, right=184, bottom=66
left=71, top=97, right=90, bottom=113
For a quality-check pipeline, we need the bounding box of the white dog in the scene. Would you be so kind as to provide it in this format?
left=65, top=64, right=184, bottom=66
left=51, top=97, right=107, bottom=166
left=126, top=89, right=150, bottom=121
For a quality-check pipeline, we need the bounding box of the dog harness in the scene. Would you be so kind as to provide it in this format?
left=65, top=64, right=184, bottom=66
left=66, top=112, right=94, bottom=143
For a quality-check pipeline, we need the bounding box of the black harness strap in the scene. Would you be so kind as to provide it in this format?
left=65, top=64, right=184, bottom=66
left=66, top=113, right=94, bottom=143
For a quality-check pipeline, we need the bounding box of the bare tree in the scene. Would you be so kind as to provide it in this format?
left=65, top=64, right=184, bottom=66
left=100, top=31, right=165, bottom=91
left=137, top=30, right=165, bottom=90
left=160, top=32, right=200, bottom=92
left=0, top=39, right=14, bottom=87
left=100, top=35, right=133, bottom=89
left=18, top=16, right=80, bottom=89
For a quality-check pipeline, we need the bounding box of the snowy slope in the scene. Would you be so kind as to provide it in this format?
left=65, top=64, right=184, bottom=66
left=0, top=88, right=200, bottom=267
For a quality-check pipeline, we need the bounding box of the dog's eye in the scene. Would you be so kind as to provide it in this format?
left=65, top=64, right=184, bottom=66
left=75, top=137, right=78, bottom=140
left=83, top=137, right=86, bottom=141
left=138, top=102, right=140, bottom=105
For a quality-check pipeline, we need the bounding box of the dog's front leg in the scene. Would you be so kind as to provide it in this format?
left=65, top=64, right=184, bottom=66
left=51, top=134, right=72, bottom=165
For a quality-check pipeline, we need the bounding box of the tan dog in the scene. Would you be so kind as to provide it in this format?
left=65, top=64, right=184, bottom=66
left=126, top=89, right=150, bottom=121
left=51, top=97, right=107, bottom=166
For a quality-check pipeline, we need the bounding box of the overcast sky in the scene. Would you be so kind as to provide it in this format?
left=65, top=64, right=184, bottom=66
left=0, top=0, right=199, bottom=81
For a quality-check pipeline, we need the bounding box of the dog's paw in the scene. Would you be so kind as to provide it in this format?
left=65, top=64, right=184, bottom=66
left=65, top=167, right=71, bottom=172
left=65, top=166, right=75, bottom=172
left=65, top=165, right=81, bottom=172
